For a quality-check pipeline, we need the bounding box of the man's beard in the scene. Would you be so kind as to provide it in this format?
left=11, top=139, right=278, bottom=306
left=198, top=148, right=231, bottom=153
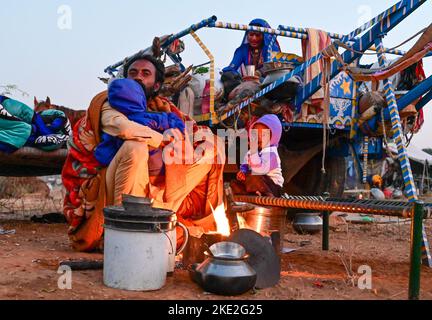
left=134, top=80, right=157, bottom=100
left=144, top=86, right=156, bottom=100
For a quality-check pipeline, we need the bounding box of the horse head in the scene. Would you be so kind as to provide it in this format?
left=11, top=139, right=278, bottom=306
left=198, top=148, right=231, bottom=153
left=34, top=96, right=52, bottom=113
left=33, top=96, right=86, bottom=127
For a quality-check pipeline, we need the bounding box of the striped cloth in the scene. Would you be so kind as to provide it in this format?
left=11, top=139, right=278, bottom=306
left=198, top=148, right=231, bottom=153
left=301, top=29, right=332, bottom=101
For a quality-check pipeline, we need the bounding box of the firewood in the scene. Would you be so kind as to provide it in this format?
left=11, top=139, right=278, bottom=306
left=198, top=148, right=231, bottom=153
left=59, top=259, right=103, bottom=270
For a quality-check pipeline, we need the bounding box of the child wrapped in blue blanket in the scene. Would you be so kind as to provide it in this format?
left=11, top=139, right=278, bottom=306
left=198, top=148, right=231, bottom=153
left=94, top=78, right=185, bottom=167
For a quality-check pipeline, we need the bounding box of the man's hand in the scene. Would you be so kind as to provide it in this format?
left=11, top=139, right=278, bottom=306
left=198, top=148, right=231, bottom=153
left=166, top=128, right=184, bottom=143
left=160, top=128, right=184, bottom=148
left=237, top=171, right=246, bottom=182
left=162, top=128, right=196, bottom=165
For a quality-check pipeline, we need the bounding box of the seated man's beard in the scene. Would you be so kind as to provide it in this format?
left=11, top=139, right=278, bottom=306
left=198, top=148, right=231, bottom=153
left=144, top=86, right=157, bottom=100
left=134, top=80, right=157, bottom=100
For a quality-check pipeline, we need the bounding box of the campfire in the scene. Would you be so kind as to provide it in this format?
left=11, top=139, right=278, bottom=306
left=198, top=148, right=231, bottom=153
left=182, top=192, right=283, bottom=266
left=211, top=200, right=255, bottom=232
left=210, top=203, right=231, bottom=237
left=182, top=202, right=232, bottom=267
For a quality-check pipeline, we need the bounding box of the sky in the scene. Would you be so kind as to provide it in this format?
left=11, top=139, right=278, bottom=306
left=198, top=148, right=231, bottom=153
left=1, top=0, right=431, bottom=148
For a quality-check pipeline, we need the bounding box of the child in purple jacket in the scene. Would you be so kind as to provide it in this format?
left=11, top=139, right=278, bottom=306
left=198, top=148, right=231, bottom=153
left=231, top=114, right=284, bottom=197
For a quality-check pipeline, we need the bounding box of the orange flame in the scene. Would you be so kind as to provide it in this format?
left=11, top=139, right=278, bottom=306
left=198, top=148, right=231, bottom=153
left=209, top=202, right=230, bottom=237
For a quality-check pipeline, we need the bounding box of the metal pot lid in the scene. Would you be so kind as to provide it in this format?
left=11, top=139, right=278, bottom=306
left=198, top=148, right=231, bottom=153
left=104, top=205, right=175, bottom=221
left=120, top=194, right=175, bottom=218
left=122, top=194, right=152, bottom=206
left=294, top=222, right=322, bottom=226
left=228, top=229, right=280, bottom=289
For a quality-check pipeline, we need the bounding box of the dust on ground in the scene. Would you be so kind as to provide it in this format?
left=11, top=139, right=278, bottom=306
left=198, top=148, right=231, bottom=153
left=1, top=217, right=432, bottom=300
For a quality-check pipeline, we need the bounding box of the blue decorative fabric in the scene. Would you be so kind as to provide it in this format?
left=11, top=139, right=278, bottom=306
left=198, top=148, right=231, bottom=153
left=0, top=96, right=71, bottom=153
left=223, top=18, right=281, bottom=74
left=0, top=142, right=18, bottom=153
left=94, top=79, right=185, bottom=167
left=26, top=109, right=71, bottom=151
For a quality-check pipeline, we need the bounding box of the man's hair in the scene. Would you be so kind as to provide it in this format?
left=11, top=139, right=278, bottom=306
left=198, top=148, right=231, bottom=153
left=123, top=54, right=166, bottom=85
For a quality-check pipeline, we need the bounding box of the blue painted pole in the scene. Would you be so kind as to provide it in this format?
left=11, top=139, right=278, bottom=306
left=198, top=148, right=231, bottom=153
left=416, top=89, right=432, bottom=112
left=396, top=75, right=432, bottom=111
left=294, top=0, right=427, bottom=108
left=277, top=25, right=432, bottom=58
left=376, top=37, right=432, bottom=269
left=104, top=16, right=217, bottom=74
left=163, top=16, right=217, bottom=48
left=210, top=22, right=308, bottom=40
left=216, top=0, right=427, bottom=123
left=375, top=38, right=418, bottom=201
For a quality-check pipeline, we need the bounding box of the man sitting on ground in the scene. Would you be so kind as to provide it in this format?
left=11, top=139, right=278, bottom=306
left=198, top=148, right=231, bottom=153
left=62, top=55, right=225, bottom=252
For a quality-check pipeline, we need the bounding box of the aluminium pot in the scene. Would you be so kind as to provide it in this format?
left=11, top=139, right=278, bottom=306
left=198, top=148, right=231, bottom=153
left=237, top=205, right=287, bottom=251
left=190, top=242, right=257, bottom=296
left=292, top=212, right=323, bottom=235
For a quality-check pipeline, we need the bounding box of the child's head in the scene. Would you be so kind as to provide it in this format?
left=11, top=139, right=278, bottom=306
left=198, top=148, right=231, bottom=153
left=249, top=114, right=282, bottom=149
left=251, top=123, right=272, bottom=149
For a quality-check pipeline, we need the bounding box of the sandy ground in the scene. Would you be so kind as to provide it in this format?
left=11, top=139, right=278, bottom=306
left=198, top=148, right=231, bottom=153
left=1, top=216, right=432, bottom=300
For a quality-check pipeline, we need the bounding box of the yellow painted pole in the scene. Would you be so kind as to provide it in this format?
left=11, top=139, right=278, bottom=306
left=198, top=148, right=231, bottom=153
left=190, top=31, right=216, bottom=125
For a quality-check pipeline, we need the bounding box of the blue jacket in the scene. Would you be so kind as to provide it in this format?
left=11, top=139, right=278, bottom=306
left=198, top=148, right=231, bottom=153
left=223, top=18, right=281, bottom=74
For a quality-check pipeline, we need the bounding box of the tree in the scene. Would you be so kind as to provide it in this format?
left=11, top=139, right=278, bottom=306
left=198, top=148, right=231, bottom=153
left=423, top=149, right=432, bottom=156
left=0, top=84, right=29, bottom=97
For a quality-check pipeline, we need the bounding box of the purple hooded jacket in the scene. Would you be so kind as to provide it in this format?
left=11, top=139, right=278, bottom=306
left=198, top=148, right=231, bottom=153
left=240, top=114, right=284, bottom=187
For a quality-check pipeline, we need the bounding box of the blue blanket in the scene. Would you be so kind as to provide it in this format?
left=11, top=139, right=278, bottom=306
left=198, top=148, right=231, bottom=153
left=0, top=95, right=70, bottom=153
left=94, top=79, right=185, bottom=166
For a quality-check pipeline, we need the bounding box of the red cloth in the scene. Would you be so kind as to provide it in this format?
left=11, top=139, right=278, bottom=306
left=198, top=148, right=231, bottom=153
left=383, top=188, right=393, bottom=199
left=413, top=60, right=426, bottom=133
left=62, top=92, right=107, bottom=231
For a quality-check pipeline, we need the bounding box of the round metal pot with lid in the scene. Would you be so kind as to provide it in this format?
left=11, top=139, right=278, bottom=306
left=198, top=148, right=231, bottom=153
left=104, top=205, right=177, bottom=232
left=103, top=197, right=189, bottom=291
left=237, top=205, right=287, bottom=251
left=192, top=242, right=257, bottom=296
left=292, top=212, right=323, bottom=235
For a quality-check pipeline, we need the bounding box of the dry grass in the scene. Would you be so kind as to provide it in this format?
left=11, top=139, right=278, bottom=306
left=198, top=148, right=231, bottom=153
left=336, top=223, right=361, bottom=287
